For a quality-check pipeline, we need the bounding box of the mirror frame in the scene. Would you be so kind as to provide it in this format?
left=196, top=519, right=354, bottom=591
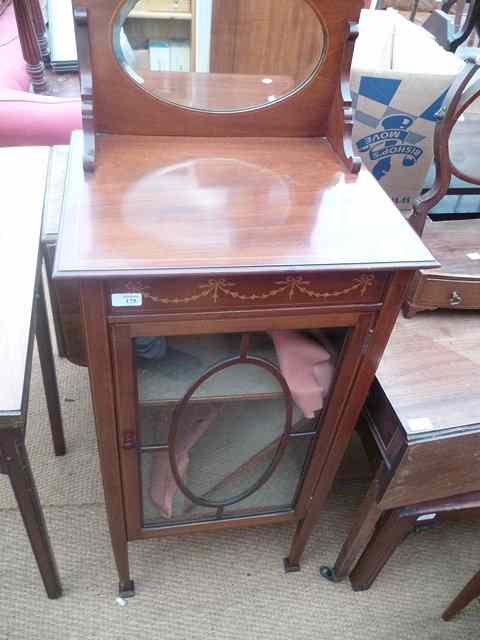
left=71, top=0, right=364, bottom=172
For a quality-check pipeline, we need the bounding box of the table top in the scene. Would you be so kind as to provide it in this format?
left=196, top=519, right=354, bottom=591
left=377, top=310, right=480, bottom=442
left=0, top=146, right=50, bottom=416
left=54, top=132, right=436, bottom=279
left=421, top=218, right=480, bottom=277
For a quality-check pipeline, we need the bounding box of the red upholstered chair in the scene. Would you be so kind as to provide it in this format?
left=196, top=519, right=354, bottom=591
left=0, top=2, right=81, bottom=146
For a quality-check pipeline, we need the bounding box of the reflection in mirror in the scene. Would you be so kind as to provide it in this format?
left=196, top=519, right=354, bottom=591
left=113, top=0, right=325, bottom=112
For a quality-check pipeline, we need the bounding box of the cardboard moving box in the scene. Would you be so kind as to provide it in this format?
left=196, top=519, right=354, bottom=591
left=351, top=9, right=465, bottom=210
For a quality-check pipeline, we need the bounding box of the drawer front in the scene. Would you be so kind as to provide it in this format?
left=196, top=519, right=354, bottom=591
left=107, top=271, right=389, bottom=316
left=413, top=274, right=480, bottom=310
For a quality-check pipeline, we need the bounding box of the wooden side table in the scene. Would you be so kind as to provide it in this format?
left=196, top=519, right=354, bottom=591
left=0, top=146, right=66, bottom=599
left=404, top=218, right=480, bottom=317
left=320, top=311, right=480, bottom=591
left=347, top=491, right=480, bottom=591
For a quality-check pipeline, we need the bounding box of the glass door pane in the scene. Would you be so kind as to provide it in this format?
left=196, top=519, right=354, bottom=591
left=134, top=329, right=346, bottom=528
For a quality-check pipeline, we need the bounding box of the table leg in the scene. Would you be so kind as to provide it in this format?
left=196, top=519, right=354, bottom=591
left=0, top=428, right=62, bottom=599
left=36, top=277, right=66, bottom=457
left=319, top=476, right=384, bottom=583
left=443, top=568, right=480, bottom=621
left=409, top=0, right=420, bottom=21
left=349, top=508, right=416, bottom=591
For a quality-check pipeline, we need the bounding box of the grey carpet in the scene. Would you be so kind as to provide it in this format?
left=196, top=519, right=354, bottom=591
left=1, top=350, right=480, bottom=640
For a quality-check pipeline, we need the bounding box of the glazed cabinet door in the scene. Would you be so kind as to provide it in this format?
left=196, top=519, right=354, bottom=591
left=111, top=315, right=373, bottom=538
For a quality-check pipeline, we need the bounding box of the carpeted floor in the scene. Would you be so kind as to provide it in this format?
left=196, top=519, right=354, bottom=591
left=1, top=349, right=480, bottom=640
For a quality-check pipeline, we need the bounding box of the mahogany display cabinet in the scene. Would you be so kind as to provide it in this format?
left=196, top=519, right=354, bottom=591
left=53, top=0, right=436, bottom=596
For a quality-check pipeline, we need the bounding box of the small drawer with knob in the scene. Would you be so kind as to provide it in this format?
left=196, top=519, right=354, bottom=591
left=410, top=272, right=480, bottom=312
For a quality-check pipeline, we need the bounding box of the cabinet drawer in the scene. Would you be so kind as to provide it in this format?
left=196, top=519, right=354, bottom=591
left=413, top=273, right=480, bottom=310
left=107, top=271, right=389, bottom=316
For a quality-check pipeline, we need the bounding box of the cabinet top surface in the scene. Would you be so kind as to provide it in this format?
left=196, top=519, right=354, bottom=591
left=54, top=132, right=436, bottom=278
left=378, top=312, right=480, bottom=440
left=0, top=146, right=50, bottom=415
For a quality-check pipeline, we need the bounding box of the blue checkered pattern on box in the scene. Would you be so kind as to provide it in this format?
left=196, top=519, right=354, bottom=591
left=352, top=76, right=448, bottom=130
left=351, top=76, right=449, bottom=183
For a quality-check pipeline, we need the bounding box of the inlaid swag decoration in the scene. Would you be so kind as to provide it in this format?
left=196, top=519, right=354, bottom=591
left=124, top=274, right=376, bottom=306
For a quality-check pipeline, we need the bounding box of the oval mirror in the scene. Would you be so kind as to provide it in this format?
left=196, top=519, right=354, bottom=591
left=113, top=0, right=326, bottom=112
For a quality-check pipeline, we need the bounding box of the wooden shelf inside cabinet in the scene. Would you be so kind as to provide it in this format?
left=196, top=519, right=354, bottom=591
left=129, top=11, right=192, bottom=20
left=137, top=334, right=283, bottom=405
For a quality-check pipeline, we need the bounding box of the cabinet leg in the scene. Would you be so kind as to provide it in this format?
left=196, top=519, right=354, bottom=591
left=443, top=568, right=480, bottom=621
left=119, top=578, right=135, bottom=598
left=1, top=429, right=62, bottom=599
left=349, top=509, right=416, bottom=591
left=36, top=277, right=66, bottom=457
left=286, top=446, right=381, bottom=572
left=109, top=517, right=135, bottom=598
left=283, top=556, right=301, bottom=573
left=402, top=300, right=418, bottom=319
left=81, top=282, right=134, bottom=597
left=320, top=478, right=384, bottom=583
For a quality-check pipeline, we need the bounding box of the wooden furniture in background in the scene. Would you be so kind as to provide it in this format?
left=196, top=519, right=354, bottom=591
left=405, top=62, right=480, bottom=316
left=404, top=218, right=480, bottom=315
left=54, top=0, right=434, bottom=596
left=29, top=0, right=49, bottom=61
left=347, top=491, right=480, bottom=592
left=126, top=0, right=196, bottom=71
left=443, top=563, right=480, bottom=620
left=0, top=0, right=12, bottom=16
left=320, top=311, right=480, bottom=596
left=0, top=146, right=65, bottom=599
left=12, top=0, right=47, bottom=91
left=41, top=146, right=86, bottom=365
left=423, top=0, right=480, bottom=51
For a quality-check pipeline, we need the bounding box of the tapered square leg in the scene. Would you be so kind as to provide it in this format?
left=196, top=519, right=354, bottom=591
left=119, top=579, right=135, bottom=598
left=283, top=557, right=301, bottom=573
left=349, top=509, right=415, bottom=591
left=443, top=569, right=480, bottom=621
left=0, top=429, right=62, bottom=599
left=36, top=277, right=66, bottom=457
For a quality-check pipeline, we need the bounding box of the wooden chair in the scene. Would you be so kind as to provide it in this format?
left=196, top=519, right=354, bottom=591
left=404, top=61, right=480, bottom=316
left=0, top=146, right=66, bottom=599
left=423, top=0, right=480, bottom=51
